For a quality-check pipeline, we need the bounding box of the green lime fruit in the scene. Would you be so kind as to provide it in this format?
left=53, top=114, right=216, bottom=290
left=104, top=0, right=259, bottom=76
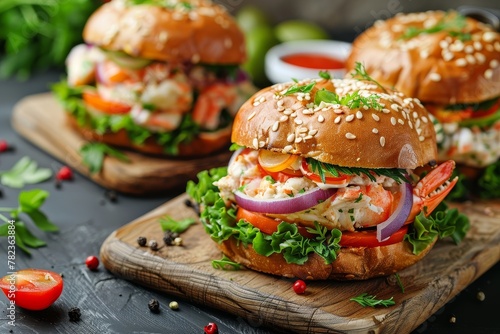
left=274, top=20, right=329, bottom=42
left=243, top=25, right=278, bottom=86
left=236, top=6, right=270, bottom=33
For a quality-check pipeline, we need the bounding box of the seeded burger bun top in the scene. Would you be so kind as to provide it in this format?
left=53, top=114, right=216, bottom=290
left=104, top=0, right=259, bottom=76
left=232, top=77, right=437, bottom=170
left=345, top=10, right=500, bottom=104
left=83, top=0, right=246, bottom=65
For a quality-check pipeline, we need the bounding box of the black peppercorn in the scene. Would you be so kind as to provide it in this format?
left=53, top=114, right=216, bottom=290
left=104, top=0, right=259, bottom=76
left=148, top=298, right=160, bottom=313
left=149, top=240, right=159, bottom=251
left=105, top=190, right=118, bottom=203
left=137, top=236, right=147, bottom=247
left=184, top=199, right=193, bottom=207
left=68, top=307, right=81, bottom=322
left=55, top=179, right=62, bottom=189
left=0, top=188, right=3, bottom=198
left=163, top=230, right=179, bottom=246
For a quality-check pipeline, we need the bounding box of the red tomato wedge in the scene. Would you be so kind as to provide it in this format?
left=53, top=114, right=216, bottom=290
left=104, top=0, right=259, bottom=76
left=83, top=92, right=132, bottom=115
left=301, top=159, right=351, bottom=185
left=0, top=269, right=63, bottom=310
left=236, top=207, right=315, bottom=238
left=340, top=225, right=408, bottom=248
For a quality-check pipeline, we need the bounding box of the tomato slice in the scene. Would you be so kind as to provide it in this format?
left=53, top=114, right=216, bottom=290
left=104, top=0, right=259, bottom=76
left=257, top=164, right=302, bottom=183
left=301, top=159, right=351, bottom=185
left=83, top=91, right=132, bottom=115
left=236, top=207, right=314, bottom=238
left=0, top=269, right=63, bottom=310
left=340, top=225, right=408, bottom=248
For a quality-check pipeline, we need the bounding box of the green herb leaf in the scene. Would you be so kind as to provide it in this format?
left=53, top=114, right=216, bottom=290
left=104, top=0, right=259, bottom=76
left=0, top=156, right=52, bottom=188
left=15, top=221, right=47, bottom=248
left=212, top=255, right=241, bottom=271
left=350, top=293, right=396, bottom=307
left=318, top=70, right=331, bottom=80
left=80, top=142, right=129, bottom=174
left=18, top=189, right=58, bottom=232
left=401, top=12, right=471, bottom=41
left=283, top=81, right=316, bottom=95
left=314, top=88, right=382, bottom=110
left=159, top=215, right=196, bottom=233
left=394, top=273, right=405, bottom=293
left=350, top=62, right=388, bottom=93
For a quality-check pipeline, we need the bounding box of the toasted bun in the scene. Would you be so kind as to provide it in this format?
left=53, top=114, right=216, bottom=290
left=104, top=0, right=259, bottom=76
left=345, top=11, right=500, bottom=104
left=67, top=114, right=231, bottom=157
left=218, top=236, right=436, bottom=280
left=232, top=78, right=437, bottom=169
left=83, top=0, right=245, bottom=65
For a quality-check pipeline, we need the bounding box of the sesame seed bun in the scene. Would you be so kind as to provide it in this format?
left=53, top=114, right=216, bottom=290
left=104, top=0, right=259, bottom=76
left=345, top=11, right=500, bottom=105
left=83, top=0, right=246, bottom=65
left=218, top=235, right=436, bottom=280
left=232, top=78, right=437, bottom=169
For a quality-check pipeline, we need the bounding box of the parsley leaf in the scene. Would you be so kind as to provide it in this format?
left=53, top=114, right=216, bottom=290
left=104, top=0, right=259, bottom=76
left=351, top=62, right=388, bottom=93
left=318, top=70, right=331, bottom=80
left=350, top=293, right=396, bottom=307
left=314, top=89, right=382, bottom=110
left=0, top=157, right=52, bottom=188
left=80, top=142, right=129, bottom=174
left=283, top=81, right=316, bottom=95
left=212, top=255, right=241, bottom=271
left=159, top=215, right=196, bottom=233
left=401, top=12, right=471, bottom=41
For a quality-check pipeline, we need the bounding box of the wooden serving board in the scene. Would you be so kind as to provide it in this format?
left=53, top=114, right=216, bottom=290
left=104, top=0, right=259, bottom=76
left=100, top=194, right=500, bottom=334
left=11, top=93, right=232, bottom=195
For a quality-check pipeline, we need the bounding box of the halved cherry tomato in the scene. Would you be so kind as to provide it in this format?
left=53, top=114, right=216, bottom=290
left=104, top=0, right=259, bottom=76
left=301, top=159, right=351, bottom=186
left=83, top=92, right=131, bottom=115
left=236, top=207, right=315, bottom=238
left=340, top=225, right=408, bottom=248
left=0, top=269, right=63, bottom=310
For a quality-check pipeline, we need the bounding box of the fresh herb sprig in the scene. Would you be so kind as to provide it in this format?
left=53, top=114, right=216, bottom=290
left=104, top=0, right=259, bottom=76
left=212, top=255, right=241, bottom=271
left=159, top=215, right=196, bottom=233
left=401, top=12, right=471, bottom=41
left=80, top=142, right=130, bottom=174
left=351, top=62, right=388, bottom=93
left=350, top=293, right=396, bottom=307
left=314, top=89, right=382, bottom=110
left=0, top=156, right=52, bottom=188
left=283, top=81, right=316, bottom=96
left=394, top=273, right=405, bottom=293
left=306, top=158, right=408, bottom=184
left=0, top=189, right=58, bottom=254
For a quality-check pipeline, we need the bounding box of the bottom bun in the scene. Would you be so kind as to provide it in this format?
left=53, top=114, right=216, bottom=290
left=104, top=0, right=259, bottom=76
left=67, top=114, right=231, bottom=157
left=218, top=237, right=437, bottom=280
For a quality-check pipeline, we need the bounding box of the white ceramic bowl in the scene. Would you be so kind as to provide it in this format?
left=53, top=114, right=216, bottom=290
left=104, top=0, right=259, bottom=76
left=265, top=40, right=352, bottom=84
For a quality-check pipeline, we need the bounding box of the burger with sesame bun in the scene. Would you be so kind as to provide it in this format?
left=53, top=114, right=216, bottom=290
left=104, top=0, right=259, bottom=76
left=345, top=10, right=500, bottom=199
left=53, top=0, right=255, bottom=157
left=187, top=68, right=469, bottom=280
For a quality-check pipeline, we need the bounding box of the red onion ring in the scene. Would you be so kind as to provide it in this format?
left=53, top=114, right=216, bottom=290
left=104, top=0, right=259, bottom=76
left=234, top=187, right=337, bottom=214
left=376, top=182, right=413, bottom=242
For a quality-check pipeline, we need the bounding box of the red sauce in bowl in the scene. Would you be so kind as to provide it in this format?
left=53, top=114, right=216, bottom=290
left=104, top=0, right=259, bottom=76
left=281, top=53, right=345, bottom=70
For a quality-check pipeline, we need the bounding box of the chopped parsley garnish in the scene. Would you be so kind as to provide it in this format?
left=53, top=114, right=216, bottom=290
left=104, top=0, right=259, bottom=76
left=401, top=12, right=471, bottom=41
left=265, top=176, right=276, bottom=184
left=306, top=158, right=409, bottom=184
left=318, top=70, right=331, bottom=80
left=314, top=89, right=382, bottom=110
left=354, top=193, right=363, bottom=203
left=351, top=62, right=388, bottom=93
left=283, top=81, right=316, bottom=95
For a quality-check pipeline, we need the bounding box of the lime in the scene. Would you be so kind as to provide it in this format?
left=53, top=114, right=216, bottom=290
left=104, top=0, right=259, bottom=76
left=236, top=6, right=270, bottom=33
left=274, top=20, right=329, bottom=42
left=243, top=25, right=278, bottom=86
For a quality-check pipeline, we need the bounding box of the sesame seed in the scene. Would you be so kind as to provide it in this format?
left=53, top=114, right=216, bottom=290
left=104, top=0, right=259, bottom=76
left=419, top=135, right=425, bottom=142
left=356, top=111, right=363, bottom=119
left=372, top=113, right=380, bottom=121
left=283, top=108, right=293, bottom=115
left=412, top=111, right=419, bottom=119
left=294, top=119, right=303, bottom=125
left=318, top=115, right=325, bottom=123
left=272, top=121, right=279, bottom=132
left=483, top=31, right=496, bottom=42
left=382, top=108, right=390, bottom=114
left=279, top=115, right=288, bottom=122
left=334, top=116, right=341, bottom=124
left=259, top=96, right=266, bottom=103
left=490, top=60, right=499, bottom=68
left=398, top=119, right=404, bottom=125
left=391, top=117, right=397, bottom=126
left=429, top=73, right=441, bottom=82
left=408, top=120, right=413, bottom=129
left=277, top=99, right=284, bottom=107
left=309, top=129, right=318, bottom=136
left=439, top=40, right=448, bottom=49
left=466, top=54, right=476, bottom=64
left=391, top=104, right=400, bottom=111
left=420, top=50, right=429, bottom=59
left=495, top=41, right=500, bottom=52
left=415, top=119, right=421, bottom=128
left=475, top=53, right=486, bottom=64
left=455, top=58, right=467, bottom=67
left=474, top=41, right=483, bottom=51
left=464, top=45, right=474, bottom=54
left=380, top=136, right=386, bottom=147
left=284, top=145, right=293, bottom=152
left=291, top=112, right=297, bottom=118
left=253, top=101, right=260, bottom=107
left=442, top=52, right=454, bottom=61
left=304, top=135, right=313, bottom=140
left=346, top=114, right=355, bottom=122
left=295, top=137, right=303, bottom=143
left=252, top=138, right=258, bottom=149
left=287, top=134, right=295, bottom=142
left=259, top=141, right=265, bottom=148
left=485, top=69, right=493, bottom=79
left=299, top=127, right=308, bottom=133
left=372, top=128, right=379, bottom=134
left=345, top=133, right=356, bottom=139
left=247, top=111, right=256, bottom=121
left=333, top=109, right=343, bottom=114
left=421, top=116, right=428, bottom=123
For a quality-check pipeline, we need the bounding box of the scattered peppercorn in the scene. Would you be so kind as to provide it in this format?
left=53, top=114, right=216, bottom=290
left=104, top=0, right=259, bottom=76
left=85, top=255, right=99, bottom=271
left=148, top=298, right=160, bottom=313
left=449, top=315, right=456, bottom=324
left=184, top=199, right=193, bottom=207
left=476, top=291, right=485, bottom=301
left=60, top=273, right=64, bottom=278
left=169, top=301, right=179, bottom=310
left=0, top=188, right=3, bottom=198
left=173, top=237, right=183, bottom=246
left=149, top=240, right=159, bottom=251
left=163, top=230, right=179, bottom=246
left=204, top=322, right=219, bottom=334
left=137, top=236, right=147, bottom=247
left=68, top=307, right=81, bottom=322
left=55, top=179, right=62, bottom=189
left=293, top=279, right=307, bottom=294
left=105, top=190, right=118, bottom=203
left=56, top=166, right=73, bottom=181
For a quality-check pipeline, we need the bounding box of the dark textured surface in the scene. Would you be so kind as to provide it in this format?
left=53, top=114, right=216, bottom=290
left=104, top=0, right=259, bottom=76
left=0, top=71, right=498, bottom=334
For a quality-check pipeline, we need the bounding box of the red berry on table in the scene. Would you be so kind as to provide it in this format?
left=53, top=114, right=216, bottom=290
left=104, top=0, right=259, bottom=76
left=85, top=255, right=99, bottom=271
left=293, top=279, right=307, bottom=294
left=204, top=322, right=219, bottom=334
left=0, top=140, right=8, bottom=152
left=56, top=166, right=73, bottom=181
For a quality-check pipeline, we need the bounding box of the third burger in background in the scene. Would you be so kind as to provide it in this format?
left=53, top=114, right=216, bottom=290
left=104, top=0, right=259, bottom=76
left=346, top=10, right=500, bottom=199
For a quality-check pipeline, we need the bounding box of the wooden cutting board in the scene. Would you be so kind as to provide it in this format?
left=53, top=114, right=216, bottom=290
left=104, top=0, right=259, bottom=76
left=100, top=193, right=500, bottom=334
left=11, top=93, right=232, bottom=195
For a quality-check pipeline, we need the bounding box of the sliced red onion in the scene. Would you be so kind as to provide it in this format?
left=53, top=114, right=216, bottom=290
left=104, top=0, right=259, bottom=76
left=234, top=187, right=337, bottom=214
left=376, top=182, right=413, bottom=242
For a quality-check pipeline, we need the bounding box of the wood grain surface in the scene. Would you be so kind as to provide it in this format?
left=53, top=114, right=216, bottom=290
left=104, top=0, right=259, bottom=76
left=100, top=193, right=500, bottom=334
left=11, top=93, right=233, bottom=195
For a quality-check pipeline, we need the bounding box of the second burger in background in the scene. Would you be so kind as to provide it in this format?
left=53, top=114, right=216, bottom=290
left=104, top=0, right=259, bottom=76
left=54, top=0, right=255, bottom=157
left=345, top=10, right=500, bottom=199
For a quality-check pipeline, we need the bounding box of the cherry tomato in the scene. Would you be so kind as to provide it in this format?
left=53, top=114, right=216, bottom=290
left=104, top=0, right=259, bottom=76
left=301, top=159, right=351, bottom=186
left=85, top=255, right=99, bottom=271
left=0, top=140, right=9, bottom=152
left=204, top=322, right=219, bottom=334
left=236, top=207, right=315, bottom=238
left=0, top=269, right=63, bottom=310
left=56, top=166, right=73, bottom=181
left=293, top=279, right=307, bottom=294
left=82, top=92, right=131, bottom=115
left=340, top=225, right=408, bottom=248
